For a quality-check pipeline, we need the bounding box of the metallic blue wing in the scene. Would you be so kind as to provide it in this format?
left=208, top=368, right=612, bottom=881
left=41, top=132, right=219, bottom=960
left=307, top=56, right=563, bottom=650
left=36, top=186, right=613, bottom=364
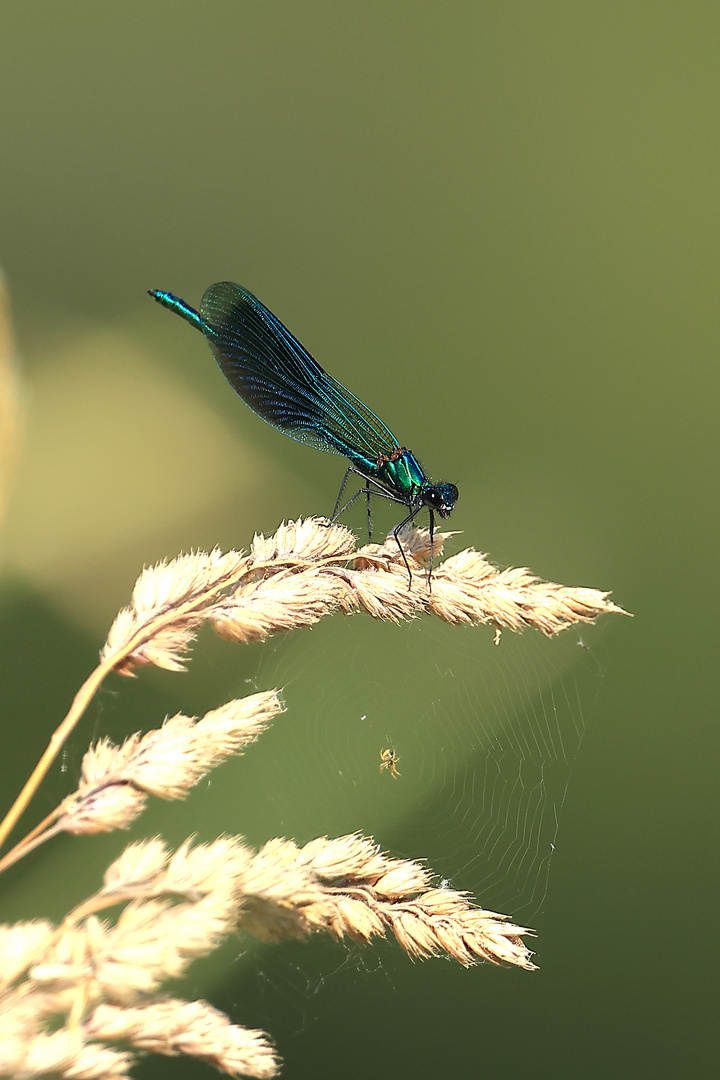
left=199, top=281, right=399, bottom=470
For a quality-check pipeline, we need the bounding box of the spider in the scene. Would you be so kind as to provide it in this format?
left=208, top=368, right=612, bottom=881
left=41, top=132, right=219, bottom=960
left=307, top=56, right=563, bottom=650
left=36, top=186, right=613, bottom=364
left=379, top=748, right=401, bottom=779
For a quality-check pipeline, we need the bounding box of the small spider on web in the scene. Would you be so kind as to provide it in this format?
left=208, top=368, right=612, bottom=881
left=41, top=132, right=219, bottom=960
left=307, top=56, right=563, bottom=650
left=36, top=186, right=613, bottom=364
left=379, top=748, right=401, bottom=779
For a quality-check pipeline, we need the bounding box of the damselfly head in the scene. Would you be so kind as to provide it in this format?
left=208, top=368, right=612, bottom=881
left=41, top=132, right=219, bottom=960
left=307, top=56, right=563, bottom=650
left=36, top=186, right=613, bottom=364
left=422, top=482, right=458, bottom=518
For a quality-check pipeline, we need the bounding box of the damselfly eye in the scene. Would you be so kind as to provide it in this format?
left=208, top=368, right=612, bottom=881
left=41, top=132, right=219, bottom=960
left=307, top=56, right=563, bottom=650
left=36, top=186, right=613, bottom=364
left=423, top=483, right=458, bottom=516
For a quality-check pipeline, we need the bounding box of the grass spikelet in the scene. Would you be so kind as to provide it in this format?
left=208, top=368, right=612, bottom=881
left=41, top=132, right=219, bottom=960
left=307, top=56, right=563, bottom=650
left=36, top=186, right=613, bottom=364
left=336, top=564, right=422, bottom=621
left=60, top=771, right=148, bottom=836
left=101, top=549, right=249, bottom=675
left=214, top=518, right=627, bottom=640
left=79, top=895, right=236, bottom=1004
left=233, top=833, right=535, bottom=970
left=298, top=832, right=389, bottom=880
left=94, top=518, right=627, bottom=680
left=1, top=1027, right=133, bottom=1080
left=250, top=517, right=355, bottom=565
left=57, top=692, right=282, bottom=837
left=353, top=525, right=453, bottom=570
left=428, top=548, right=628, bottom=635
left=85, top=1000, right=280, bottom=1079
left=211, top=570, right=346, bottom=643
left=131, top=549, right=249, bottom=616
left=100, top=837, right=249, bottom=901
left=102, top=840, right=170, bottom=895
left=0, top=922, right=55, bottom=988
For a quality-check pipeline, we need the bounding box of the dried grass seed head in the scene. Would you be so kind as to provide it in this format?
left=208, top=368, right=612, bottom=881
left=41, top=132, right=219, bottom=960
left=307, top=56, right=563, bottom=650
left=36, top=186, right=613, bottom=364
left=250, top=518, right=355, bottom=566
left=3, top=1028, right=133, bottom=1080
left=86, top=999, right=280, bottom=1079
left=0, top=921, right=55, bottom=989
left=102, top=837, right=251, bottom=900
left=89, top=891, right=239, bottom=1005
left=101, top=549, right=248, bottom=674
left=213, top=570, right=346, bottom=643
left=63, top=692, right=282, bottom=835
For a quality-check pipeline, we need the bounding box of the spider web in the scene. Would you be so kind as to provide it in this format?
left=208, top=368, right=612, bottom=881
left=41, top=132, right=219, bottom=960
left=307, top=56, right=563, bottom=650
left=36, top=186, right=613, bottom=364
left=241, top=603, right=609, bottom=927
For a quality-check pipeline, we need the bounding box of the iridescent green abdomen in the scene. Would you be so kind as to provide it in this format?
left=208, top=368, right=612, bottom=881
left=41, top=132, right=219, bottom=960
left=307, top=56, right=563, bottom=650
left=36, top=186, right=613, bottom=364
left=376, top=447, right=426, bottom=501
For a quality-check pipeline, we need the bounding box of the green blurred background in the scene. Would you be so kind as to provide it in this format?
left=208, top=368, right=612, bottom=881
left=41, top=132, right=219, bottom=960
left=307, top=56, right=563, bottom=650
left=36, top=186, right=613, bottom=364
left=0, top=2, right=717, bottom=1078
